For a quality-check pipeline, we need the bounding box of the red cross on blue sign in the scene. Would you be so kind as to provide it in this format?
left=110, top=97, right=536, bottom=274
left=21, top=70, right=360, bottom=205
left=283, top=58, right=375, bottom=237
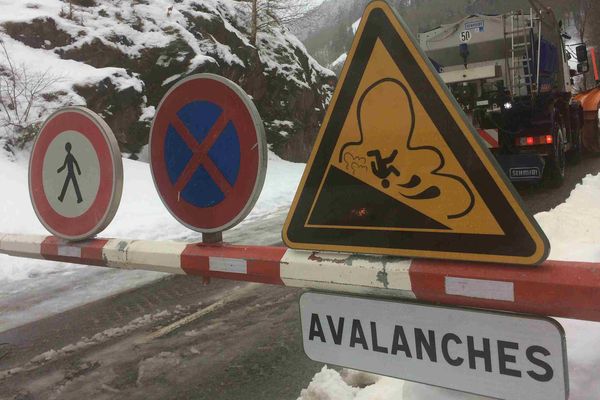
left=164, top=101, right=241, bottom=208
left=150, top=74, right=267, bottom=233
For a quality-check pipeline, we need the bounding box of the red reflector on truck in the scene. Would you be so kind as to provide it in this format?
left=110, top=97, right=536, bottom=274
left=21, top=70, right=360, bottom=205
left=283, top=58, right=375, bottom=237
left=526, top=137, right=534, bottom=145
left=477, top=129, right=499, bottom=149
left=546, top=135, right=553, bottom=144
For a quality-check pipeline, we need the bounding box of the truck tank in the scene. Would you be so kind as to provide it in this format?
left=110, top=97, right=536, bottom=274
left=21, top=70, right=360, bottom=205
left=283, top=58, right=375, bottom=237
left=418, top=10, right=569, bottom=102
left=420, top=14, right=506, bottom=68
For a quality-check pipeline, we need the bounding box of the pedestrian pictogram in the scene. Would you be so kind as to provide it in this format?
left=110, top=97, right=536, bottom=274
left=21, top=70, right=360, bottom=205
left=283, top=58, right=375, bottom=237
left=29, top=107, right=123, bottom=241
left=57, top=142, right=83, bottom=204
left=150, top=74, right=267, bottom=233
left=283, top=0, right=549, bottom=265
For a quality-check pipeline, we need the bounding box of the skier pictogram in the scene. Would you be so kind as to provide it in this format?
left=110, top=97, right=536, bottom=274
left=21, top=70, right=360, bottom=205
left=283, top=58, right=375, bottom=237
left=367, top=149, right=400, bottom=188
left=57, top=142, right=83, bottom=204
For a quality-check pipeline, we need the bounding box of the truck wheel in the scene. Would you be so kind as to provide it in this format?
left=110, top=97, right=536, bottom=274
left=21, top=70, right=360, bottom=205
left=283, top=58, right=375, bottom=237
left=544, top=128, right=566, bottom=187
left=567, top=127, right=583, bottom=164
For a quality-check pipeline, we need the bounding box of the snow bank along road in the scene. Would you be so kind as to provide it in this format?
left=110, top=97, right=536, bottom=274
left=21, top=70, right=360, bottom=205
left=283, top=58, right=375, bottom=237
left=2, top=154, right=600, bottom=399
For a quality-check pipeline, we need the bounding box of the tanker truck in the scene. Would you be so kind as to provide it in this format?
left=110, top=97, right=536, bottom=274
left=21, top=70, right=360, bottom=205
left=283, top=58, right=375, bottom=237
left=418, top=0, right=591, bottom=186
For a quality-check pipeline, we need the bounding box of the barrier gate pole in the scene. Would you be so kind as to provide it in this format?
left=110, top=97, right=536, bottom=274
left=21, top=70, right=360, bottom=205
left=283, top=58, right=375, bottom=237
left=2, top=233, right=600, bottom=322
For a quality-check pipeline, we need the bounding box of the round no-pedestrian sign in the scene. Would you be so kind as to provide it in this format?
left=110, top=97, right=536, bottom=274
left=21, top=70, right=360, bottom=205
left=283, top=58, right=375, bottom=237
left=150, top=74, right=267, bottom=233
left=29, top=107, right=123, bottom=241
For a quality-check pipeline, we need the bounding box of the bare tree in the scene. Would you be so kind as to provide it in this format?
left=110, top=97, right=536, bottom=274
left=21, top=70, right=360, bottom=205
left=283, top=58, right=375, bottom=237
left=250, top=0, right=258, bottom=45
left=0, top=39, right=61, bottom=150
left=58, top=0, right=74, bottom=20
left=587, top=2, right=600, bottom=47
left=240, top=0, right=313, bottom=45
left=573, top=0, right=592, bottom=45
left=569, top=0, right=594, bottom=90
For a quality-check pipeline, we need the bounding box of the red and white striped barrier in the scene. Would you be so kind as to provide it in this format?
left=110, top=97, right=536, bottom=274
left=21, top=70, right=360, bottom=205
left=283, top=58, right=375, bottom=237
left=2, top=233, right=600, bottom=322
left=477, top=128, right=500, bottom=149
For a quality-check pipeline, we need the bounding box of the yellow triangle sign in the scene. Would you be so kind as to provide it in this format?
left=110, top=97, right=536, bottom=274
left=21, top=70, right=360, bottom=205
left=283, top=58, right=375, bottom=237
left=283, top=1, right=549, bottom=265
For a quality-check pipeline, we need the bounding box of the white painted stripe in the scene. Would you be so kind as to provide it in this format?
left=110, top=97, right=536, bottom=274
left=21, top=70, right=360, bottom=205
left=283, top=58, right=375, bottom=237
left=209, top=257, right=247, bottom=274
left=144, top=284, right=259, bottom=342
left=445, top=277, right=514, bottom=302
left=58, top=245, right=82, bottom=258
left=280, top=250, right=414, bottom=298
left=0, top=234, right=45, bottom=259
left=103, top=239, right=187, bottom=274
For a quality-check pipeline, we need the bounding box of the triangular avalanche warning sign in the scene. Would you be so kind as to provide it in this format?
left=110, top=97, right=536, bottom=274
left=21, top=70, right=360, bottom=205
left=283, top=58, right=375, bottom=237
left=283, top=1, right=549, bottom=265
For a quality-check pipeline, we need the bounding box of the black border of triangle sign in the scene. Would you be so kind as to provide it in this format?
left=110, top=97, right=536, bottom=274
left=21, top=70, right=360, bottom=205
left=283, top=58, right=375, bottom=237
left=283, top=0, right=549, bottom=265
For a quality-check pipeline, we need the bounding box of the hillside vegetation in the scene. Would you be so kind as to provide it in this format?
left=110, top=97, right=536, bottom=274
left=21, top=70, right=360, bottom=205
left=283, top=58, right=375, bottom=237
left=0, top=0, right=335, bottom=161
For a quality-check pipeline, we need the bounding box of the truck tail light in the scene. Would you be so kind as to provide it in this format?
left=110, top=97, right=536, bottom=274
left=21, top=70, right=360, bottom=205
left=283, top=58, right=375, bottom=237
left=516, top=135, right=553, bottom=146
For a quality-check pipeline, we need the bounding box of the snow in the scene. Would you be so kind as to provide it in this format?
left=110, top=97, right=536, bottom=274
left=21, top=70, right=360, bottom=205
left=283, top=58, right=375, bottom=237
left=0, top=149, right=305, bottom=331
left=297, top=367, right=486, bottom=400
left=0, top=307, right=176, bottom=380
left=352, top=18, right=362, bottom=34
left=536, top=174, right=600, bottom=262
left=0, top=35, right=137, bottom=94
left=331, top=53, right=348, bottom=69
left=139, top=105, right=156, bottom=122
left=258, top=28, right=335, bottom=90
left=298, top=367, right=361, bottom=400
left=209, top=36, right=245, bottom=67
left=270, top=120, right=294, bottom=137
left=272, top=120, right=294, bottom=128
left=0, top=34, right=136, bottom=134
left=0, top=0, right=334, bottom=153
left=296, top=174, right=600, bottom=399
left=0, top=0, right=221, bottom=63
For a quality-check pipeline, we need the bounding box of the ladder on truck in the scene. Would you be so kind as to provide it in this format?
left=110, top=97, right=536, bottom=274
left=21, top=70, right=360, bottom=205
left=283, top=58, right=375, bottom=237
left=503, top=9, right=541, bottom=100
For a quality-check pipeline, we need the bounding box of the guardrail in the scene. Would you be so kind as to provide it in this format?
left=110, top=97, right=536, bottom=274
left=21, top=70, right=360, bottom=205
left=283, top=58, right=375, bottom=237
left=2, top=233, right=599, bottom=322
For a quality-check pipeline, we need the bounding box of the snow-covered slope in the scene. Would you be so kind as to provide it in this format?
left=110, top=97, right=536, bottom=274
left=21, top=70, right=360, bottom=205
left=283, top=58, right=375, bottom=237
left=0, top=0, right=335, bottom=160
left=326, top=18, right=360, bottom=75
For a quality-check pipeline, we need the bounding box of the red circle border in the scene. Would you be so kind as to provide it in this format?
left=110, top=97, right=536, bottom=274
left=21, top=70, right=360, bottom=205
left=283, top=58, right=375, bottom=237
left=30, top=111, right=115, bottom=238
left=151, top=77, right=261, bottom=231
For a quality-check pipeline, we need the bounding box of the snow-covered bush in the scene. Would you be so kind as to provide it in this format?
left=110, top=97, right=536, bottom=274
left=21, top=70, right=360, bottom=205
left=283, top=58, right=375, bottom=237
left=0, top=39, right=60, bottom=151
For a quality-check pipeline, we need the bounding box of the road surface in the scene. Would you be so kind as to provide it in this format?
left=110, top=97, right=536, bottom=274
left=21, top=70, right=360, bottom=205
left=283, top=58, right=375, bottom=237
left=1, top=155, right=599, bottom=400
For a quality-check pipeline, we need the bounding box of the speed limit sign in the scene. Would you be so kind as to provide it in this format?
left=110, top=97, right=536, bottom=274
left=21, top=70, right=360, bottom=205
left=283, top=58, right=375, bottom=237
left=460, top=30, right=472, bottom=42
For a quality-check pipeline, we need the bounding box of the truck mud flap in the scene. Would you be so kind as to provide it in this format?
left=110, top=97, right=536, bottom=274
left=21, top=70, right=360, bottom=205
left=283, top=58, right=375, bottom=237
left=494, top=154, right=545, bottom=182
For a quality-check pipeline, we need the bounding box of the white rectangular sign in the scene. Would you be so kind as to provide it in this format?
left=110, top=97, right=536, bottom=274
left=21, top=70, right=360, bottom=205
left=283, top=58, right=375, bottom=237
left=300, top=292, right=568, bottom=400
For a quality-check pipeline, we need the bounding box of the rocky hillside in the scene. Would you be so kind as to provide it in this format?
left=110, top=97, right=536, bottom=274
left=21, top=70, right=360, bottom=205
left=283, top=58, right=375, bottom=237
left=0, top=0, right=335, bottom=161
